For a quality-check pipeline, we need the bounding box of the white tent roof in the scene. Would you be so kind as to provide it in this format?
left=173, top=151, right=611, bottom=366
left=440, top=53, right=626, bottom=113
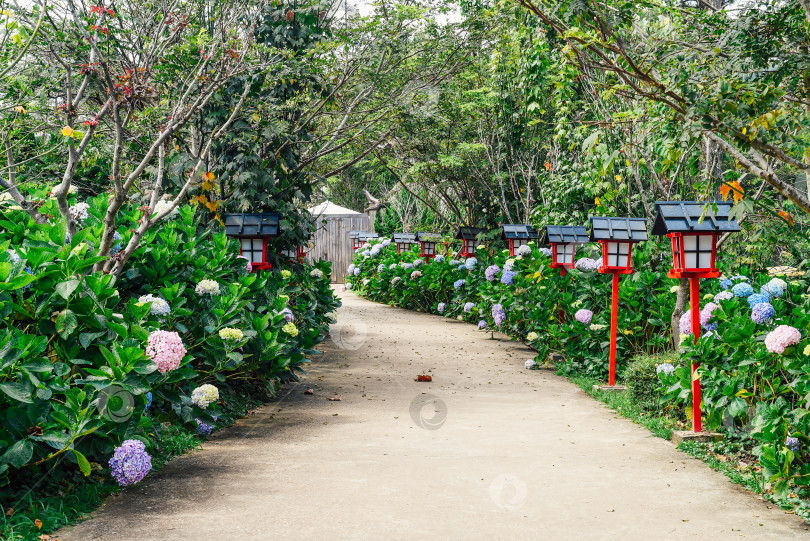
left=308, top=200, right=363, bottom=216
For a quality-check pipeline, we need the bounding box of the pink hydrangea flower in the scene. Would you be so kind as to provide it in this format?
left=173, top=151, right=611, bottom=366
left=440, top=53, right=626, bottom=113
left=765, top=325, right=801, bottom=354
left=145, top=330, right=186, bottom=373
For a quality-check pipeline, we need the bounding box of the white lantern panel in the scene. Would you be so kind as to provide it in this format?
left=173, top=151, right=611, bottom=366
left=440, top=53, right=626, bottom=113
left=698, top=235, right=713, bottom=268
left=606, top=241, right=630, bottom=267
left=241, top=238, right=264, bottom=264
left=682, top=234, right=714, bottom=269
left=423, top=242, right=435, bottom=255
left=556, top=243, right=574, bottom=265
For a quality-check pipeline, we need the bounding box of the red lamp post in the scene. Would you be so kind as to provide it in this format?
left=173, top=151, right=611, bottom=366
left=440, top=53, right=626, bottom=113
left=456, top=227, right=488, bottom=258
left=392, top=233, right=417, bottom=254
left=224, top=212, right=281, bottom=272
left=541, top=225, right=589, bottom=276
left=589, top=216, right=648, bottom=387
left=501, top=224, right=539, bottom=256
left=652, top=201, right=739, bottom=432
left=415, top=231, right=442, bottom=260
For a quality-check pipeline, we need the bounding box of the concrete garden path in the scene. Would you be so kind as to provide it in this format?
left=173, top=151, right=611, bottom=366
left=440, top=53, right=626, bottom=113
left=61, top=290, right=809, bottom=540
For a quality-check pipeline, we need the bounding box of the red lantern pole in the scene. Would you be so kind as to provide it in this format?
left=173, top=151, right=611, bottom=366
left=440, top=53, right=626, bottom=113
left=608, top=272, right=620, bottom=386
left=689, top=276, right=702, bottom=432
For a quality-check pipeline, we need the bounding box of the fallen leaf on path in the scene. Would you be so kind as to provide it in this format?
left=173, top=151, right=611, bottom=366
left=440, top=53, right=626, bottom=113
left=329, top=395, right=342, bottom=401
left=304, top=389, right=314, bottom=395
left=35, top=519, right=42, bottom=529
left=415, top=375, right=432, bottom=382
left=38, top=535, right=51, bottom=541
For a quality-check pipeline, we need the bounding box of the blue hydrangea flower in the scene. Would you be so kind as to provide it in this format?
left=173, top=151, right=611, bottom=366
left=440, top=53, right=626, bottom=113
left=449, top=259, right=460, bottom=266
left=377, top=264, right=385, bottom=273
left=453, top=279, right=466, bottom=290
left=196, top=416, right=218, bottom=436
left=402, top=263, right=413, bottom=270
left=539, top=247, right=552, bottom=257
left=464, top=257, right=478, bottom=270
left=144, top=392, right=152, bottom=413
left=478, top=320, right=487, bottom=329
left=434, top=255, right=445, bottom=263
left=437, top=302, right=446, bottom=313
left=761, top=282, right=784, bottom=299
left=463, top=302, right=475, bottom=312
left=501, top=270, right=517, bottom=285
left=389, top=263, right=397, bottom=270
left=751, top=303, right=775, bottom=324
left=747, top=293, right=769, bottom=307
left=720, top=278, right=733, bottom=289
left=732, top=283, right=754, bottom=298
left=656, top=363, right=675, bottom=376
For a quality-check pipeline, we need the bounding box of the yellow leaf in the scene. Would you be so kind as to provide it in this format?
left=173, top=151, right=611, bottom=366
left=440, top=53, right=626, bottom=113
left=742, top=127, right=747, bottom=135
left=615, top=174, right=622, bottom=182
left=205, top=201, right=218, bottom=212
left=720, top=181, right=743, bottom=205
left=251, top=113, right=260, bottom=122
left=202, top=171, right=215, bottom=181
left=778, top=210, right=794, bottom=228
left=595, top=197, right=601, bottom=206
left=197, top=194, right=209, bottom=204
left=61, top=126, right=74, bottom=137
left=201, top=181, right=214, bottom=191
left=14, top=105, right=25, bottom=114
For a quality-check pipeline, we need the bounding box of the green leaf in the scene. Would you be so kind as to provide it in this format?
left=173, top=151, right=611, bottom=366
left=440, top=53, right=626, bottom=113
left=56, top=309, right=78, bottom=339
left=105, top=320, right=128, bottom=339
left=72, top=449, right=91, bottom=476
left=0, top=439, right=33, bottom=468
left=79, top=331, right=106, bottom=349
left=48, top=220, right=67, bottom=246
left=0, top=382, right=32, bottom=403
left=55, top=279, right=80, bottom=300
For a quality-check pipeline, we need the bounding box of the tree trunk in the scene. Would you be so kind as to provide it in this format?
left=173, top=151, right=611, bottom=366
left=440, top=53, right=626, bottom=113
left=670, top=278, right=689, bottom=349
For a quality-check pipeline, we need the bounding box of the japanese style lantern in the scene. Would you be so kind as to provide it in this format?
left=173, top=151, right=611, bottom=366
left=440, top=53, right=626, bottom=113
left=501, top=224, right=539, bottom=256
left=456, top=227, right=488, bottom=258
left=392, top=233, right=417, bottom=254
left=652, top=201, right=740, bottom=432
left=224, top=212, right=281, bottom=272
left=416, top=231, right=442, bottom=259
left=541, top=225, right=589, bottom=276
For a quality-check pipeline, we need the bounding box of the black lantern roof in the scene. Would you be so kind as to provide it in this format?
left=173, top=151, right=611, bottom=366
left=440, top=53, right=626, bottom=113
left=358, top=232, right=379, bottom=241
left=542, top=225, right=589, bottom=245
left=589, top=217, right=648, bottom=242
left=349, top=230, right=366, bottom=239
left=416, top=231, right=442, bottom=242
left=652, top=201, right=740, bottom=235
left=456, top=227, right=488, bottom=240
left=501, top=224, right=539, bottom=241
left=223, top=213, right=280, bottom=237
left=392, top=233, right=417, bottom=244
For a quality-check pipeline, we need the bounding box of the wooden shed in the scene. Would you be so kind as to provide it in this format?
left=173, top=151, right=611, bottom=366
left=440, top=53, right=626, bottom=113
left=308, top=200, right=370, bottom=283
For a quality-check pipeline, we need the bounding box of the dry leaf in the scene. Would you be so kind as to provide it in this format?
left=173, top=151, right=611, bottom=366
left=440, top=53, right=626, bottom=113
left=202, top=171, right=215, bottom=181
left=304, top=389, right=314, bottom=395
left=329, top=395, right=342, bottom=401
left=38, top=535, right=51, bottom=540
left=415, top=375, right=432, bottom=382
left=35, top=518, right=43, bottom=529
left=5, top=508, right=13, bottom=516
left=719, top=180, right=743, bottom=205
left=778, top=210, right=794, bottom=228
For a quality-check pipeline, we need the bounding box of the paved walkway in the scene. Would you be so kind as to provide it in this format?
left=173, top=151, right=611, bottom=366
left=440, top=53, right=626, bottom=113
left=61, top=290, right=809, bottom=540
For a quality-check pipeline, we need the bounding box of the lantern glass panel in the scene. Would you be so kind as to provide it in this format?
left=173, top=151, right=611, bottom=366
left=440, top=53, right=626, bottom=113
left=240, top=238, right=264, bottom=263
left=423, top=242, right=436, bottom=256
left=464, top=239, right=475, bottom=254
left=683, top=234, right=713, bottom=269
left=556, top=243, right=574, bottom=265
left=513, top=239, right=528, bottom=249
left=606, top=242, right=629, bottom=267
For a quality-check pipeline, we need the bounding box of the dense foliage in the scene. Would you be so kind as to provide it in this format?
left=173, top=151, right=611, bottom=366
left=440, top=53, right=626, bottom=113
left=346, top=235, right=810, bottom=498
left=0, top=187, right=340, bottom=488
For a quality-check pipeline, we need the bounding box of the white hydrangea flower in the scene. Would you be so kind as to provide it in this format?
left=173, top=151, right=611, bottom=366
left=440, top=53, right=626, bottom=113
left=154, top=199, right=179, bottom=220
left=218, top=327, right=244, bottom=341
left=195, top=279, right=220, bottom=296
left=138, top=294, right=171, bottom=316
left=69, top=202, right=89, bottom=221
left=191, top=384, right=219, bottom=408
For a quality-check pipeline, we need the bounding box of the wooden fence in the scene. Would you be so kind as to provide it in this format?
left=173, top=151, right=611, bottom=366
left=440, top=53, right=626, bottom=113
left=308, top=213, right=369, bottom=283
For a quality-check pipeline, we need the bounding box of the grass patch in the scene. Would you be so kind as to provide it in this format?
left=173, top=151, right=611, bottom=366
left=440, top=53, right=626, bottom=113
left=0, top=382, right=274, bottom=540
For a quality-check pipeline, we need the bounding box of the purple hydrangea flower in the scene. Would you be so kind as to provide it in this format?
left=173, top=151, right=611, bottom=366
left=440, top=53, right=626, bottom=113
left=679, top=310, right=693, bottom=336
left=714, top=291, right=734, bottom=302
left=786, top=436, right=800, bottom=452
left=196, top=416, right=218, bottom=436
left=464, top=302, right=475, bottom=313
left=574, top=309, right=593, bottom=325
left=485, top=265, right=500, bottom=281
left=492, top=304, right=506, bottom=326
left=109, top=439, right=152, bottom=486
left=353, top=267, right=361, bottom=276
left=437, top=302, right=446, bottom=313
left=700, top=302, right=719, bottom=331
left=539, top=247, right=552, bottom=257
left=751, top=303, right=775, bottom=324
left=501, top=270, right=517, bottom=285
left=453, top=279, right=466, bottom=290
left=281, top=307, right=294, bottom=322
left=144, top=392, right=152, bottom=413
left=575, top=258, right=599, bottom=272
left=478, top=320, right=487, bottom=329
